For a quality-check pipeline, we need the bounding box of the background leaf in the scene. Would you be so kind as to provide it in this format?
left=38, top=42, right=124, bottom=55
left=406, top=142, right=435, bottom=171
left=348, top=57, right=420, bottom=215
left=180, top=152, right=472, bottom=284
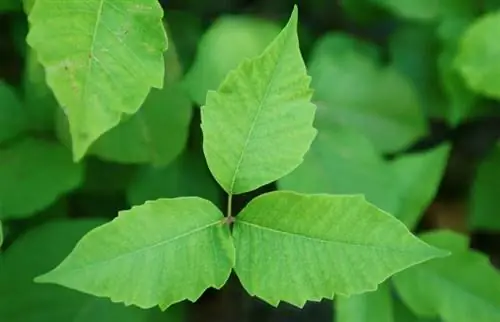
left=127, top=150, right=221, bottom=207
left=182, top=15, right=280, bottom=105
left=233, top=191, right=446, bottom=307
left=0, top=219, right=183, bottom=322
left=36, top=197, right=234, bottom=310
left=469, top=146, right=500, bottom=230
left=278, top=113, right=449, bottom=230
left=0, top=138, right=83, bottom=220
left=336, top=281, right=394, bottom=322
left=26, top=0, right=168, bottom=160
left=308, top=33, right=427, bottom=153
left=456, top=11, right=500, bottom=99
left=201, top=6, right=317, bottom=194
left=0, top=81, right=27, bottom=143
left=393, top=230, right=500, bottom=322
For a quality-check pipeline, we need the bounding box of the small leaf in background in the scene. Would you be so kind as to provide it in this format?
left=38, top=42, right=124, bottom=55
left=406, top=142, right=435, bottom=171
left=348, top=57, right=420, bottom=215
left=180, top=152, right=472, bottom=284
left=308, top=33, right=427, bottom=153
left=23, top=48, right=59, bottom=131
left=183, top=14, right=280, bottom=105
left=27, top=0, right=168, bottom=160
left=0, top=0, right=21, bottom=12
left=0, top=81, right=27, bottom=144
left=36, top=198, right=234, bottom=310
left=469, top=146, right=500, bottom=230
left=393, top=230, right=500, bottom=322
left=336, top=281, right=394, bottom=322
left=127, top=150, right=221, bottom=207
left=233, top=191, right=447, bottom=307
left=0, top=219, right=183, bottom=322
left=393, top=295, right=440, bottom=322
left=278, top=113, right=449, bottom=230
left=0, top=138, right=83, bottom=220
left=201, top=6, right=317, bottom=195
left=456, top=12, right=500, bottom=99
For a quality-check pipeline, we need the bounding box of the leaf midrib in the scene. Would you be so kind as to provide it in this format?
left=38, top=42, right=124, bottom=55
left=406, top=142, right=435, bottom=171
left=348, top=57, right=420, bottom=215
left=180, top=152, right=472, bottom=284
left=49, top=220, right=221, bottom=276
left=237, top=219, right=432, bottom=255
left=228, top=33, right=289, bottom=194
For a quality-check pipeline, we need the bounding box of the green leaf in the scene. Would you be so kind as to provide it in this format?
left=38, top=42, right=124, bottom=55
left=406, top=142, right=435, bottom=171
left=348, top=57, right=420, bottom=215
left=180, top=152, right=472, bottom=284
left=469, top=147, right=500, bottom=230
left=233, top=191, right=447, bottom=307
left=0, top=138, right=83, bottom=220
left=278, top=116, right=449, bottom=230
left=127, top=150, right=221, bottom=207
left=26, top=0, right=168, bottom=161
left=393, top=230, right=500, bottom=322
left=201, top=6, right=317, bottom=195
left=36, top=198, right=235, bottom=310
left=0, top=219, right=183, bottom=322
left=455, top=12, right=500, bottom=99
left=0, top=0, right=21, bottom=12
left=0, top=81, right=28, bottom=144
left=0, top=220, right=3, bottom=249
left=308, top=33, right=427, bottom=153
left=336, top=281, right=394, bottom=322
left=393, top=296, right=440, bottom=322
left=182, top=14, right=280, bottom=105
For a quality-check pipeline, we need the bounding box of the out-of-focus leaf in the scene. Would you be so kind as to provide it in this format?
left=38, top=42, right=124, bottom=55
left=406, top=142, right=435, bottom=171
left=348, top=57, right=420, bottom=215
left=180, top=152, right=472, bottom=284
left=183, top=15, right=280, bottom=105
left=336, top=281, right=394, bottom=322
left=0, top=219, right=183, bottom=321
left=201, top=6, right=316, bottom=194
left=0, top=81, right=27, bottom=144
left=27, top=0, right=168, bottom=160
left=393, top=230, right=500, bottom=322
left=233, top=191, right=447, bottom=307
left=469, top=146, right=500, bottom=230
left=278, top=111, right=449, bottom=230
left=308, top=33, right=427, bottom=153
left=36, top=198, right=234, bottom=310
left=0, top=138, right=83, bottom=220
left=127, top=150, right=221, bottom=207
left=393, top=296, right=440, bottom=322
left=165, top=10, right=203, bottom=70
left=456, top=12, right=500, bottom=99
left=82, top=158, right=138, bottom=194
left=0, top=0, right=21, bottom=12
left=0, top=220, right=3, bottom=249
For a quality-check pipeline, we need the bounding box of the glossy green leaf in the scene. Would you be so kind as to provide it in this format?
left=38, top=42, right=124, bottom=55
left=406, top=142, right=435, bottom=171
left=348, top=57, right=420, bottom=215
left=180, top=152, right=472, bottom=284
left=393, top=230, right=500, bottom=322
left=36, top=198, right=235, bottom=310
left=27, top=0, right=168, bottom=160
left=183, top=15, right=280, bottom=105
left=127, top=150, right=221, bottom=207
left=0, top=138, right=83, bottom=220
left=336, top=282, right=394, bottom=322
left=0, top=219, right=183, bottom=322
left=469, top=147, right=500, bottom=230
left=278, top=116, right=449, bottom=230
left=0, top=81, right=27, bottom=144
left=456, top=12, right=500, bottom=99
left=201, top=6, right=317, bottom=195
left=308, top=33, right=427, bottom=153
left=233, top=191, right=447, bottom=307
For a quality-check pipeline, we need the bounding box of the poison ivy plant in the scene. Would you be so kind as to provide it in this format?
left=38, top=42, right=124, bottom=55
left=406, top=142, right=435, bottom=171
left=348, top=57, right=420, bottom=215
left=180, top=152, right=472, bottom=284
left=456, top=11, right=500, bottom=99
left=393, top=230, right=500, bottom=322
left=36, top=6, right=446, bottom=311
left=469, top=146, right=500, bottom=230
left=183, top=15, right=280, bottom=105
left=0, top=138, right=83, bottom=220
left=0, top=219, right=183, bottom=322
left=307, top=33, right=427, bottom=153
left=26, top=0, right=168, bottom=160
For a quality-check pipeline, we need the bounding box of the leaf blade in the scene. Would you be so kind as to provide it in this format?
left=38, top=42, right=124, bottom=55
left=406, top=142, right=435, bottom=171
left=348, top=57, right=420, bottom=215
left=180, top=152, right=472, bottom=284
left=35, top=198, right=235, bottom=310
left=201, top=6, right=317, bottom=194
left=233, top=191, right=447, bottom=307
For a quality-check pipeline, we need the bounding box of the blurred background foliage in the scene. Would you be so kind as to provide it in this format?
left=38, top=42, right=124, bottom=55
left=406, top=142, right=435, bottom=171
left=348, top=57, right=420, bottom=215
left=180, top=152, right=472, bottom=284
left=0, top=0, right=500, bottom=321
